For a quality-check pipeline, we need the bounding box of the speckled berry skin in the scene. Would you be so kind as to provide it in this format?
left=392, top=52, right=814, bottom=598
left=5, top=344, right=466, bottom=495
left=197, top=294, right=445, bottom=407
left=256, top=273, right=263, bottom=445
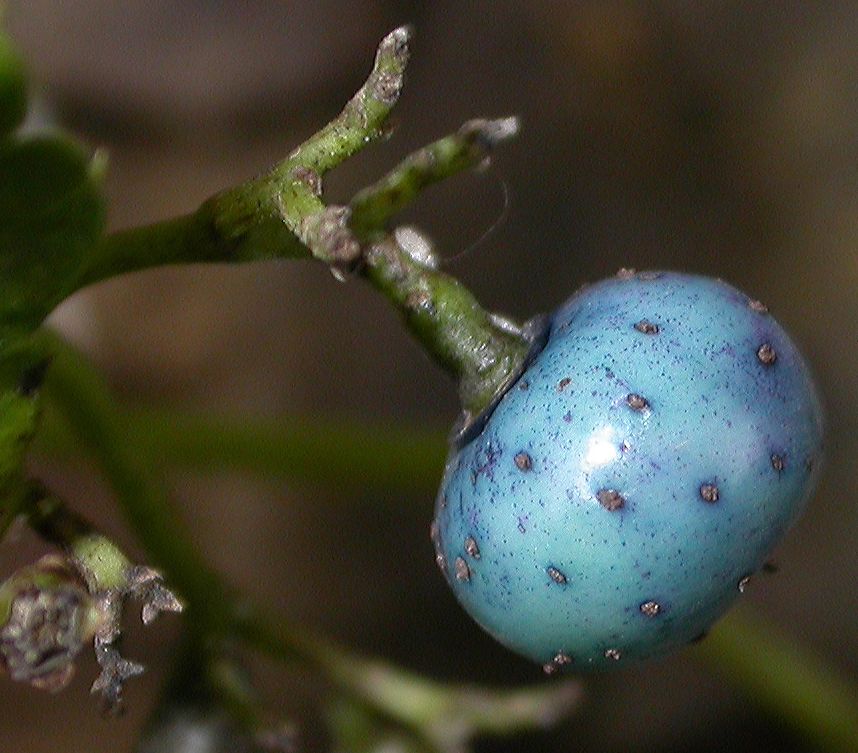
left=432, top=271, right=824, bottom=672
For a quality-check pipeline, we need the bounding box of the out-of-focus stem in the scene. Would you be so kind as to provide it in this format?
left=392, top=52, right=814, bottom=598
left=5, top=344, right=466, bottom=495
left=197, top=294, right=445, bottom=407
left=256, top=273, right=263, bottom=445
left=43, top=332, right=228, bottom=635
left=695, top=609, right=858, bottom=753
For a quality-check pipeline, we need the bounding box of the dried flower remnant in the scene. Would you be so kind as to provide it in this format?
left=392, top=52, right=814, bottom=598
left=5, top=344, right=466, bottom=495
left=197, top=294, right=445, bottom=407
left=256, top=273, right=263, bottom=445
left=0, top=556, right=105, bottom=692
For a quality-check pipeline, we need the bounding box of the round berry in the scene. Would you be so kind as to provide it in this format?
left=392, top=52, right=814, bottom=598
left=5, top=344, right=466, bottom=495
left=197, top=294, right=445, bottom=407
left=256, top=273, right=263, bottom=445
left=432, top=271, right=823, bottom=671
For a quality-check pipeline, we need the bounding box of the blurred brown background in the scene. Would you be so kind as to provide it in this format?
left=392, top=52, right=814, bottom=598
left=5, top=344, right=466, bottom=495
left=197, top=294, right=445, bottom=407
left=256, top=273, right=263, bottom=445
left=2, top=2, right=856, bottom=752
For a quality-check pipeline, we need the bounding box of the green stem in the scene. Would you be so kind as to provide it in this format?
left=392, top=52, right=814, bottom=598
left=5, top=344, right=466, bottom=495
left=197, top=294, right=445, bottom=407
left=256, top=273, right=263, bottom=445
left=363, top=234, right=532, bottom=424
left=349, top=117, right=533, bottom=420
left=281, top=25, right=410, bottom=175
left=70, top=26, right=411, bottom=294
left=69, top=208, right=302, bottom=295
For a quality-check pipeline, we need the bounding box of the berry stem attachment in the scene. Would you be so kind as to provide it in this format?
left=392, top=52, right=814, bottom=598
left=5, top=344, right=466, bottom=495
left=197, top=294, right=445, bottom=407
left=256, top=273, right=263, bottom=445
left=361, top=232, right=532, bottom=429
left=349, top=117, right=534, bottom=425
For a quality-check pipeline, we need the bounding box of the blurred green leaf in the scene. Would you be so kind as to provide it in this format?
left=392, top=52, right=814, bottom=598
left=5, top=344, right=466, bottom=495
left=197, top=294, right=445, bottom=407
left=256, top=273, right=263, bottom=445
left=0, top=136, right=105, bottom=330
left=0, top=34, right=105, bottom=525
left=696, top=609, right=858, bottom=753
left=0, top=30, right=26, bottom=136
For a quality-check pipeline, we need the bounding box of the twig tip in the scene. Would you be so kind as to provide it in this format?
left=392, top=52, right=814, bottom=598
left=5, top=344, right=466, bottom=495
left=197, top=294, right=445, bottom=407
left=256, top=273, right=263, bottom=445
left=458, top=117, right=521, bottom=158
left=483, top=116, right=521, bottom=143
left=377, top=25, right=413, bottom=67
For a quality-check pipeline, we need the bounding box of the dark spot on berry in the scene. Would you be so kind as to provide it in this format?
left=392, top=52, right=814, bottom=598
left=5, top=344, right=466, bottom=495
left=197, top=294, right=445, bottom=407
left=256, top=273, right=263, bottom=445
left=771, top=454, right=785, bottom=472
left=738, top=575, right=751, bottom=593
left=429, top=520, right=439, bottom=543
left=514, top=452, right=533, bottom=471
left=518, top=380, right=529, bottom=391
left=748, top=299, right=768, bottom=313
left=699, top=483, right=720, bottom=503
left=547, top=566, right=567, bottom=585
left=604, top=648, right=622, bottom=660
left=620, top=440, right=632, bottom=453
left=639, top=600, right=661, bottom=617
left=563, top=412, right=572, bottom=423
left=757, top=343, right=777, bottom=365
left=596, top=489, right=625, bottom=511
left=435, top=553, right=447, bottom=573
left=543, top=652, right=572, bottom=674
left=464, top=536, right=481, bottom=559
left=454, top=557, right=470, bottom=582
left=557, top=377, right=572, bottom=391
left=626, top=393, right=650, bottom=411
left=634, top=320, right=659, bottom=335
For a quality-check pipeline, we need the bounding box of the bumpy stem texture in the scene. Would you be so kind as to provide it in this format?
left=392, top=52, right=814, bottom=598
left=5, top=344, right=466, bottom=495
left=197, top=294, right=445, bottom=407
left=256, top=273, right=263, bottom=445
left=362, top=234, right=529, bottom=420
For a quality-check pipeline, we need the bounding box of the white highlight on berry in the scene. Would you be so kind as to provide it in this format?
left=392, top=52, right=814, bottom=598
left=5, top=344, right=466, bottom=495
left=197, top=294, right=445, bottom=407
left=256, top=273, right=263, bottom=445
left=583, top=426, right=620, bottom=471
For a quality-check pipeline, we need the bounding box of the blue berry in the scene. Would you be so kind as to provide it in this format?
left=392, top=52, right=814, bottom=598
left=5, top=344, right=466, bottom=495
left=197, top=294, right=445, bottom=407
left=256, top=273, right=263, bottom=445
left=432, top=271, right=823, bottom=672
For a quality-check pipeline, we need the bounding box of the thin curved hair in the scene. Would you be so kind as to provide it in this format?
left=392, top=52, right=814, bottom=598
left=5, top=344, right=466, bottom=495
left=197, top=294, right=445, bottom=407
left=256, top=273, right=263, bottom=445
left=441, top=173, right=510, bottom=268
